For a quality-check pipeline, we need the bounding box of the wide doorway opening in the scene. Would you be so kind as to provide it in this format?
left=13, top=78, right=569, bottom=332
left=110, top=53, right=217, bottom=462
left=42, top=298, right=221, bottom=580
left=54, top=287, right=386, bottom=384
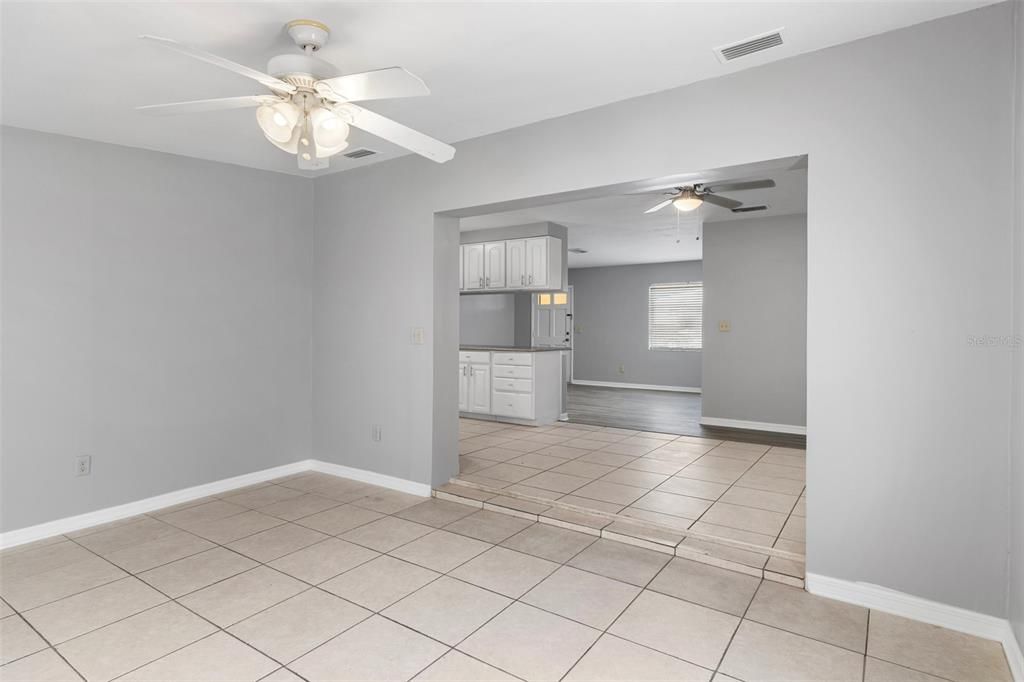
left=440, top=155, right=807, bottom=585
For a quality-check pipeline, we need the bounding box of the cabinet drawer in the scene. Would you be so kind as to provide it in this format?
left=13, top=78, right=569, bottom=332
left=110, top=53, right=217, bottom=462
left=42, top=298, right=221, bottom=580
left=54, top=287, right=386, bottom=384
left=493, top=377, right=532, bottom=394
left=492, top=364, right=533, bottom=379
left=491, top=352, right=533, bottom=366
left=492, top=392, right=533, bottom=419
left=459, top=351, right=490, bottom=363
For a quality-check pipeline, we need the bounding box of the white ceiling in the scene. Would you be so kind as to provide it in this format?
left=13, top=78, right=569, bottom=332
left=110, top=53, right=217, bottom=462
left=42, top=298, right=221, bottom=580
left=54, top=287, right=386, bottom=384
left=0, top=2, right=994, bottom=177
left=460, top=162, right=807, bottom=268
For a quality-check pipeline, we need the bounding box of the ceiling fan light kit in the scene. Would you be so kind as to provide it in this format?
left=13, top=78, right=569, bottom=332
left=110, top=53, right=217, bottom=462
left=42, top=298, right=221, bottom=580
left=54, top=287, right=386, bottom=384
left=672, top=187, right=703, bottom=212
left=138, top=20, right=455, bottom=170
left=644, top=179, right=776, bottom=215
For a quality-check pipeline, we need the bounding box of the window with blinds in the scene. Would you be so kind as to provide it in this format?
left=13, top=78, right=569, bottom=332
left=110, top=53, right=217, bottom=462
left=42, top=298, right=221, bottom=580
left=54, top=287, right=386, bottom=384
left=648, top=282, right=703, bottom=351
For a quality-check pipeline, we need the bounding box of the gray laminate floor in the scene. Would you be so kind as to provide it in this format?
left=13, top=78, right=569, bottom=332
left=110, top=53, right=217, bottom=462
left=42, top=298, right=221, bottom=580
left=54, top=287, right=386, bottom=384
left=567, top=384, right=805, bottom=448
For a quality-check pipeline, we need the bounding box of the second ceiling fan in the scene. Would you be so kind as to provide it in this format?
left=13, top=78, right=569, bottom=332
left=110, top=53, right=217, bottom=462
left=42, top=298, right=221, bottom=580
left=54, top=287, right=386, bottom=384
left=644, top=179, right=775, bottom=214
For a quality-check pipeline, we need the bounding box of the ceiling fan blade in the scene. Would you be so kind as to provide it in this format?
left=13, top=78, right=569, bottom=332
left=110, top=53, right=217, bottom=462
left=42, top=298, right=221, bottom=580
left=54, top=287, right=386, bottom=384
left=338, top=104, right=454, bottom=163
left=702, top=193, right=743, bottom=209
left=704, top=179, right=776, bottom=193
left=140, top=35, right=296, bottom=95
left=316, top=67, right=430, bottom=103
left=136, top=95, right=281, bottom=116
left=644, top=199, right=673, bottom=214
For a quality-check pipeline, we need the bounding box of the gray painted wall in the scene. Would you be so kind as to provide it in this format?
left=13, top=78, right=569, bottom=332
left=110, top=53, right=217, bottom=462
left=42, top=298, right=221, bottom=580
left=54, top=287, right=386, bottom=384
left=0, top=2, right=1015, bottom=624
left=459, top=294, right=517, bottom=346
left=312, top=5, right=1015, bottom=617
left=1010, top=0, right=1023, bottom=654
left=0, top=127, right=314, bottom=532
left=432, top=216, right=460, bottom=485
left=701, top=215, right=807, bottom=427
left=568, top=262, right=703, bottom=388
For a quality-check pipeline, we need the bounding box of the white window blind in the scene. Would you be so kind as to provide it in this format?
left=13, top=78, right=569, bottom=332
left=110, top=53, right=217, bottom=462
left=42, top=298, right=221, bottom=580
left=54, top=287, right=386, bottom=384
left=648, top=282, right=703, bottom=351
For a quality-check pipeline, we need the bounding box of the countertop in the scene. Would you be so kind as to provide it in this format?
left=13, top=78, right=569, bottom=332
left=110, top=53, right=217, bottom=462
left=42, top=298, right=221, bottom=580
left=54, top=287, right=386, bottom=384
left=460, top=345, right=568, bottom=353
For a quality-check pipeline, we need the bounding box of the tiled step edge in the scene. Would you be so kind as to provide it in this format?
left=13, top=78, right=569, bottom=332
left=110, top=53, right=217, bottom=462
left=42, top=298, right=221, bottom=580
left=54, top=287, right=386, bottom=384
left=434, top=479, right=805, bottom=588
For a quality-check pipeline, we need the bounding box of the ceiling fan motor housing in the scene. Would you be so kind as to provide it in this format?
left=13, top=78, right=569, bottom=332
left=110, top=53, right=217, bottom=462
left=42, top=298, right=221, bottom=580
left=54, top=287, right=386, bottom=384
left=267, top=54, right=337, bottom=88
left=286, top=19, right=330, bottom=51
left=268, top=20, right=336, bottom=89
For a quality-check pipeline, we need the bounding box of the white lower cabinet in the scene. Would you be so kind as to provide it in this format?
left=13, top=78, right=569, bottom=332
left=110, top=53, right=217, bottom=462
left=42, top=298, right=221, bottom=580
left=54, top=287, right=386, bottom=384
left=492, top=391, right=533, bottom=419
left=459, top=352, right=491, bottom=414
left=458, top=363, right=469, bottom=412
left=492, top=352, right=534, bottom=419
left=459, top=350, right=562, bottom=425
left=469, top=363, right=491, bottom=412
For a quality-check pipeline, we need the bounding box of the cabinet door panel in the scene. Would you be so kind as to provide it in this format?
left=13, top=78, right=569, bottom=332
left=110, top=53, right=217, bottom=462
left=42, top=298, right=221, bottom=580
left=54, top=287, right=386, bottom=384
left=469, top=363, right=491, bottom=412
left=464, top=244, right=485, bottom=290
left=458, top=363, right=469, bottom=411
left=506, top=239, right=527, bottom=288
left=484, top=242, right=506, bottom=289
left=525, top=238, right=549, bottom=288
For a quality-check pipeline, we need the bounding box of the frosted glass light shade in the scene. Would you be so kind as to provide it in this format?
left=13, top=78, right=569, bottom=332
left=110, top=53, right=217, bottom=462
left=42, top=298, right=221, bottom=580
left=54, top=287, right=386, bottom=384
left=256, top=102, right=300, bottom=143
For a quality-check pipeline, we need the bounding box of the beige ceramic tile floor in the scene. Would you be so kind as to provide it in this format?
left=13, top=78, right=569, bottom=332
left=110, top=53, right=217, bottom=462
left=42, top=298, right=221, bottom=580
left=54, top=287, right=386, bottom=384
left=0, top=471, right=1012, bottom=682
left=456, top=419, right=806, bottom=561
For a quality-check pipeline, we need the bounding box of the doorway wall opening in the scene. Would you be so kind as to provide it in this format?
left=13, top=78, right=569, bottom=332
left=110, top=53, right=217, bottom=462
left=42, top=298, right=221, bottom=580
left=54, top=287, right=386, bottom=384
left=435, top=155, right=808, bottom=586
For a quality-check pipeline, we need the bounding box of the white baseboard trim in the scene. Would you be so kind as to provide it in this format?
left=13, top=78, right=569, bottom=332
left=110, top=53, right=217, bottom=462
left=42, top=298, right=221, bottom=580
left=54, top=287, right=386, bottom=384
left=700, top=416, right=807, bottom=435
left=807, top=573, right=1024, bottom=681
left=0, top=459, right=431, bottom=550
left=310, top=460, right=433, bottom=497
left=571, top=379, right=701, bottom=394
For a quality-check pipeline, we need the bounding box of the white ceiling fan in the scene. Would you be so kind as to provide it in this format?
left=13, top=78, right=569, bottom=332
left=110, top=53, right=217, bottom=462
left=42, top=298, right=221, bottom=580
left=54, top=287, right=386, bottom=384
left=137, top=20, right=455, bottom=170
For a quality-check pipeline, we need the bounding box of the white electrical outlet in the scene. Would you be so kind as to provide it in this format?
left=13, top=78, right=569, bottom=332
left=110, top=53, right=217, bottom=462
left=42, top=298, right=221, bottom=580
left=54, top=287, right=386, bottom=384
left=719, top=320, right=732, bottom=332
left=75, top=455, right=92, bottom=476
left=371, top=425, right=383, bottom=442
left=618, top=365, right=625, bottom=374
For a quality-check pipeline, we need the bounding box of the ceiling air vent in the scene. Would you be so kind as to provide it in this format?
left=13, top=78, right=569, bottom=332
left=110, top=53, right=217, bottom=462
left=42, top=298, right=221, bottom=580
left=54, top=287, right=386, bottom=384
left=715, top=29, right=784, bottom=63
left=568, top=248, right=589, bottom=254
left=731, top=205, right=769, bottom=213
left=343, top=148, right=377, bottom=159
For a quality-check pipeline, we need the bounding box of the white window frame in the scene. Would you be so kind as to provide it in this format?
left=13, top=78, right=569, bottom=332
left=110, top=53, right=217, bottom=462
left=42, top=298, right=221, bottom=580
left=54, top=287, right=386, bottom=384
left=648, top=281, right=703, bottom=351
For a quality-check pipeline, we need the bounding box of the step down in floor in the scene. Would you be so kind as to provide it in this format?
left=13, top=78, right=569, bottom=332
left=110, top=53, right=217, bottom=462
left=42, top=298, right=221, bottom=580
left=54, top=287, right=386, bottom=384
left=434, top=478, right=805, bottom=587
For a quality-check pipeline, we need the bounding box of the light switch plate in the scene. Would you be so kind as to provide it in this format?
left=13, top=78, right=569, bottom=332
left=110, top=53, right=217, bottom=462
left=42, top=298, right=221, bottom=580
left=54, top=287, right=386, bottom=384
left=412, top=327, right=425, bottom=344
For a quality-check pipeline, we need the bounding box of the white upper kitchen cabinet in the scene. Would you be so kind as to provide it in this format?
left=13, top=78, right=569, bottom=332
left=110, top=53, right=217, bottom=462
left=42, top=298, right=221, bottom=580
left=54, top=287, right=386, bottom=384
left=525, top=237, right=549, bottom=287
left=463, top=243, right=485, bottom=290
left=460, top=236, right=562, bottom=292
left=506, top=239, right=527, bottom=288
left=525, top=236, right=562, bottom=289
left=484, top=242, right=506, bottom=289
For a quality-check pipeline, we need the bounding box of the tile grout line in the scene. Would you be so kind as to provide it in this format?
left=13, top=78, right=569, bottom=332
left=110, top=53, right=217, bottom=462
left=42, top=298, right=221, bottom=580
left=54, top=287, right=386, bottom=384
left=1, top=610, right=88, bottom=680
left=557, top=541, right=724, bottom=682
left=462, top=422, right=804, bottom=553
left=441, top=479, right=800, bottom=577
left=18, top=479, right=422, bottom=677
left=9, top=468, right=967, bottom=682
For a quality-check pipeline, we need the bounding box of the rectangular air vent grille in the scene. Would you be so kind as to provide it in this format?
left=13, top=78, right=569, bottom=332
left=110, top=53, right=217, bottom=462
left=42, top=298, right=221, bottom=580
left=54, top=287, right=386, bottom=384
left=343, top=148, right=377, bottom=159
left=731, top=205, right=769, bottom=213
left=715, top=29, right=784, bottom=62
